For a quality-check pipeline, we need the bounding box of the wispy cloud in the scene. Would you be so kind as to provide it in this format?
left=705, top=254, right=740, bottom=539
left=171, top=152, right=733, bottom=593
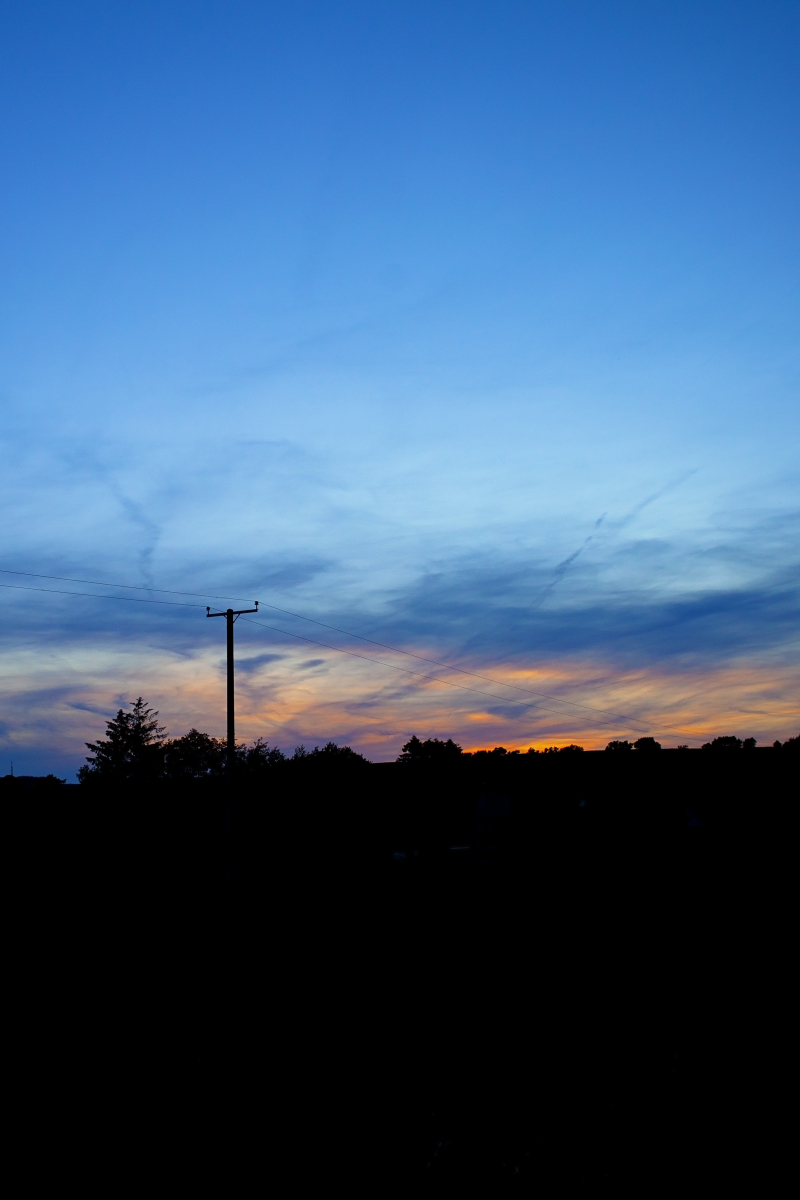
left=1, top=484, right=798, bottom=774
left=532, top=513, right=606, bottom=609
left=236, top=652, right=285, bottom=675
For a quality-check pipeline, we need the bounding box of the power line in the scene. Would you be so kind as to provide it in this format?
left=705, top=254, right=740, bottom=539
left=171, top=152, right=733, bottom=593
left=0, top=576, right=656, bottom=734
left=0, top=565, right=699, bottom=735
left=0, top=573, right=655, bottom=733
left=240, top=619, right=723, bottom=742
left=0, top=582, right=206, bottom=607
left=239, top=616, right=646, bottom=733
left=250, top=600, right=646, bottom=728
left=7, top=565, right=773, bottom=739
left=0, top=568, right=255, bottom=605
left=247, top=613, right=753, bottom=742
left=0, top=566, right=644, bottom=728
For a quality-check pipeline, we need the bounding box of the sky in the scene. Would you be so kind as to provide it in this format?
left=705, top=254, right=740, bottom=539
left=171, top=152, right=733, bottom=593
left=1, top=0, right=798, bottom=777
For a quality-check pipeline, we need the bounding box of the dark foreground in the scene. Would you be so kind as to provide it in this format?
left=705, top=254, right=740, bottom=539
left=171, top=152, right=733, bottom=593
left=5, top=750, right=794, bottom=1187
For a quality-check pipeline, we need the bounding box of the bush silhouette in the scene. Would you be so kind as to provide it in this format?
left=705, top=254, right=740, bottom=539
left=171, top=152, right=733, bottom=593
left=398, top=736, right=463, bottom=763
left=701, top=736, right=743, bottom=751
left=633, top=737, right=662, bottom=752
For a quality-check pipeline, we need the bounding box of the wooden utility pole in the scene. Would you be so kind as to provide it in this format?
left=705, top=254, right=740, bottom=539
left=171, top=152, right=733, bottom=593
left=207, top=602, right=259, bottom=874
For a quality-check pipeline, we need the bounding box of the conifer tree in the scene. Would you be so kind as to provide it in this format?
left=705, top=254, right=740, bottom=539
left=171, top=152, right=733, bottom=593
left=79, top=697, right=166, bottom=784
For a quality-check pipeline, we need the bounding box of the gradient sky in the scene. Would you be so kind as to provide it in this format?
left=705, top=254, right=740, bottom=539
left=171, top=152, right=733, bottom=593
left=1, top=1, right=798, bottom=777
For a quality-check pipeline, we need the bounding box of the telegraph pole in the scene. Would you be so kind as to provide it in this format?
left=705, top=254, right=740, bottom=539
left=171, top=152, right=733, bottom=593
left=207, top=601, right=259, bottom=876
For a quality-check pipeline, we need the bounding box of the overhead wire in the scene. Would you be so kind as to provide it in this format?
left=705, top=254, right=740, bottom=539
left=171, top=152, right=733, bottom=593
left=0, top=581, right=206, bottom=607
left=0, top=565, right=707, bottom=736
left=250, top=600, right=645, bottom=727
left=0, top=568, right=254, bottom=604
left=239, top=616, right=648, bottom=733
left=3, top=565, right=756, bottom=739
left=0, top=565, right=643, bottom=728
left=241, top=615, right=734, bottom=741
left=0, top=570, right=646, bottom=730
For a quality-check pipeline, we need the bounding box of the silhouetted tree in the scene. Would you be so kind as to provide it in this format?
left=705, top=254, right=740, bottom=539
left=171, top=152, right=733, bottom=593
left=398, top=736, right=463, bottom=763
left=79, top=697, right=166, bottom=784
left=633, top=737, right=661, bottom=752
left=290, top=741, right=369, bottom=771
left=537, top=744, right=584, bottom=755
left=701, top=736, right=743, bottom=751
left=308, top=741, right=368, bottom=762
left=606, top=740, right=632, bottom=752
left=239, top=738, right=286, bottom=776
left=164, top=729, right=226, bottom=780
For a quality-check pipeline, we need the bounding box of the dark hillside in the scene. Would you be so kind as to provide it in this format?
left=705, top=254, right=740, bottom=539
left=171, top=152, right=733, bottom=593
left=4, top=747, right=794, bottom=1186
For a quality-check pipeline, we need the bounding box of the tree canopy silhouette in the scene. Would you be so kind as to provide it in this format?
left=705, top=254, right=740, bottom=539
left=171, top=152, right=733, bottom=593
left=290, top=741, right=368, bottom=766
left=79, top=697, right=166, bottom=784
left=78, top=699, right=366, bottom=784
left=701, top=736, right=760, bottom=751
left=163, top=728, right=226, bottom=779
left=398, top=736, right=463, bottom=763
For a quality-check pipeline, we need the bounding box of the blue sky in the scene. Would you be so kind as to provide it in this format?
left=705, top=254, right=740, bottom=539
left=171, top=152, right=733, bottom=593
left=1, top=1, right=798, bottom=775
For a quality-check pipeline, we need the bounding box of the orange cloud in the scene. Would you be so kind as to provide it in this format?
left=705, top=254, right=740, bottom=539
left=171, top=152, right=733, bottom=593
left=1, top=634, right=797, bottom=774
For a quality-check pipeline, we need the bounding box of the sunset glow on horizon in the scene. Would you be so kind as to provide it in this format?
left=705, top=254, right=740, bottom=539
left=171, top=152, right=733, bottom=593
left=2, top=612, right=796, bottom=769
left=1, top=3, right=798, bottom=777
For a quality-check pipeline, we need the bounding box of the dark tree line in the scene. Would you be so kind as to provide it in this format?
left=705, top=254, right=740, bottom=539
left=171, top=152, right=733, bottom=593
left=603, top=735, right=800, bottom=751
left=398, top=736, right=589, bottom=761
left=76, top=698, right=798, bottom=785
left=78, top=697, right=367, bottom=785
left=397, top=733, right=799, bottom=760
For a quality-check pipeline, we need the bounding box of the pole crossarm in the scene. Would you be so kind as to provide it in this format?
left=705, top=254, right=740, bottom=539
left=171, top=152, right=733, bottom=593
left=206, top=603, right=259, bottom=619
